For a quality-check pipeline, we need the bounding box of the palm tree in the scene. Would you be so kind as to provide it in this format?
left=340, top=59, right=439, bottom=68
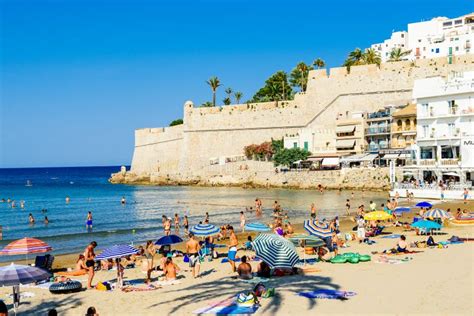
left=268, top=83, right=281, bottom=106
left=313, top=58, right=325, bottom=69
left=362, top=48, right=381, bottom=66
left=225, top=87, right=233, bottom=101
left=201, top=101, right=213, bottom=107
left=206, top=76, right=221, bottom=107
left=234, top=91, right=243, bottom=104
left=343, top=48, right=364, bottom=69
left=388, top=47, right=412, bottom=62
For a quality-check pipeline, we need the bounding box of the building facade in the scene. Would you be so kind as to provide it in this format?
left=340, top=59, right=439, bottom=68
left=391, top=104, right=417, bottom=149
left=372, top=12, right=474, bottom=62
left=365, top=108, right=392, bottom=152
left=410, top=70, right=474, bottom=184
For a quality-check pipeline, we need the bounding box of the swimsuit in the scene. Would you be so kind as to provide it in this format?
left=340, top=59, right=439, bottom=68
left=228, top=246, right=237, bottom=261
left=188, top=253, right=200, bottom=267
left=86, top=220, right=93, bottom=226
left=86, top=260, right=95, bottom=268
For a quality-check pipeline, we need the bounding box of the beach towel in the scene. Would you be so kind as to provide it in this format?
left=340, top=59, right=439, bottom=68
left=153, top=279, right=181, bottom=286
left=375, top=256, right=412, bottom=264
left=193, top=300, right=259, bottom=315
left=122, top=285, right=160, bottom=293
left=239, top=277, right=270, bottom=284
left=56, top=270, right=88, bottom=277
left=297, top=258, right=318, bottom=265
left=298, top=289, right=356, bottom=300
left=381, top=234, right=401, bottom=239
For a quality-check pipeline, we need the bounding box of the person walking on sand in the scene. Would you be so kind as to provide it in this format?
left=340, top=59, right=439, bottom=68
left=86, top=211, right=93, bottom=230
left=369, top=201, right=376, bottom=212
left=310, top=203, right=317, bottom=219
left=240, top=211, right=246, bottom=232
left=84, top=241, right=97, bottom=289
left=345, top=199, right=351, bottom=215
left=186, top=233, right=201, bottom=278
left=183, top=215, right=189, bottom=234
left=144, top=240, right=156, bottom=283
left=228, top=226, right=238, bottom=273
left=357, top=216, right=366, bottom=244
left=164, top=218, right=171, bottom=236
left=463, top=188, right=469, bottom=204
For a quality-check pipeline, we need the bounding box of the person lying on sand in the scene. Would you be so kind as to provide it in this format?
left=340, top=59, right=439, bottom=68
left=57, top=255, right=89, bottom=276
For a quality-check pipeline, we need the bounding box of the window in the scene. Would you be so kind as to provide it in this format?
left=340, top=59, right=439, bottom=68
left=435, top=48, right=440, bottom=53
left=454, top=19, right=462, bottom=25
left=420, top=147, right=434, bottom=159
left=293, top=142, right=298, bottom=149
left=304, top=141, right=309, bottom=151
left=448, top=100, right=457, bottom=114
left=448, top=123, right=455, bottom=136
left=441, top=146, right=459, bottom=159
left=405, top=119, right=411, bottom=130
left=443, top=21, right=452, bottom=27
left=421, top=103, right=429, bottom=116
left=401, top=34, right=405, bottom=38
left=422, top=125, right=429, bottom=138
left=456, top=46, right=459, bottom=51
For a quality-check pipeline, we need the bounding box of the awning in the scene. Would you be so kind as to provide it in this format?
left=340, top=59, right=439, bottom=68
left=443, top=172, right=460, bottom=177
left=322, top=157, right=340, bottom=166
left=360, top=154, right=378, bottom=162
left=336, top=125, right=356, bottom=133
left=335, top=139, right=355, bottom=149
left=398, top=153, right=411, bottom=159
left=340, top=154, right=366, bottom=162
left=383, top=153, right=400, bottom=160
left=307, top=157, right=323, bottom=161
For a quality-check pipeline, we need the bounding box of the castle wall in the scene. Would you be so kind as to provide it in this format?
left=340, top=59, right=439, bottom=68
left=129, top=55, right=474, bottom=178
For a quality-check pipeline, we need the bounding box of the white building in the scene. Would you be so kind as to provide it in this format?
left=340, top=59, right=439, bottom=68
left=410, top=71, right=474, bottom=185
left=372, top=13, right=474, bottom=62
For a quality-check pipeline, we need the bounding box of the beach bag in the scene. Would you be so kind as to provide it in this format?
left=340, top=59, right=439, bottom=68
left=448, top=236, right=461, bottom=243
left=96, top=282, right=111, bottom=291
left=261, top=288, right=275, bottom=298
left=345, top=233, right=352, bottom=241
left=253, top=283, right=266, bottom=297
left=183, top=255, right=189, bottom=263
left=236, top=292, right=258, bottom=306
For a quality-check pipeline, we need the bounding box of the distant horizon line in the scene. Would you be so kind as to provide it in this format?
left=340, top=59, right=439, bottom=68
left=0, top=165, right=130, bottom=170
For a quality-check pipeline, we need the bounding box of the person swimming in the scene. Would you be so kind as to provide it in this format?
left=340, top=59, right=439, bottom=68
left=121, top=196, right=126, bottom=205
left=86, top=211, right=93, bottom=229
left=44, top=216, right=49, bottom=225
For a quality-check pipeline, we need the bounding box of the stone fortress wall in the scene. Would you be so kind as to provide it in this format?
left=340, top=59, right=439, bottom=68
left=120, top=55, right=474, bottom=187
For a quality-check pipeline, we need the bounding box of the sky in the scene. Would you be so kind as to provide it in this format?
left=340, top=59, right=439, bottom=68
left=0, top=0, right=472, bottom=168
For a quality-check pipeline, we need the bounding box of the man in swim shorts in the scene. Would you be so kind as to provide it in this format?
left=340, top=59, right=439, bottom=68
left=84, top=241, right=97, bottom=289
left=186, top=233, right=201, bottom=278
left=228, top=226, right=238, bottom=272
left=86, top=211, right=93, bottom=229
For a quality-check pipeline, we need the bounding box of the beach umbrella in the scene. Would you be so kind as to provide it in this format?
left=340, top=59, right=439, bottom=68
left=394, top=207, right=411, bottom=213
left=288, top=234, right=325, bottom=247
left=411, top=220, right=441, bottom=230
left=364, top=211, right=393, bottom=221
left=95, top=244, right=139, bottom=261
left=251, top=234, right=299, bottom=269
left=0, top=263, right=51, bottom=312
left=189, top=224, right=220, bottom=237
left=155, top=235, right=183, bottom=246
left=303, top=220, right=333, bottom=239
left=0, top=237, right=52, bottom=256
left=244, top=222, right=271, bottom=232
left=415, top=201, right=433, bottom=208
left=423, top=209, right=452, bottom=219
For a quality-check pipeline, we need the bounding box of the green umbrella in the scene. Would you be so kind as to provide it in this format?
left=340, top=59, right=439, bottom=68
left=288, top=234, right=325, bottom=266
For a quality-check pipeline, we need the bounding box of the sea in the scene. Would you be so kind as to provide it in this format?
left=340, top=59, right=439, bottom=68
left=0, top=166, right=388, bottom=261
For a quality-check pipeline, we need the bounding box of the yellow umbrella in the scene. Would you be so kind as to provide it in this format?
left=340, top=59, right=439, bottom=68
left=364, top=211, right=392, bottom=221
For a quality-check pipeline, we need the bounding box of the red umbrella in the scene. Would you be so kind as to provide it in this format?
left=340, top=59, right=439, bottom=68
left=0, top=237, right=52, bottom=256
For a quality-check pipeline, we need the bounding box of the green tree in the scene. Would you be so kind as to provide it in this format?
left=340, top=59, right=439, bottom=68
left=271, top=138, right=284, bottom=153
left=313, top=58, right=325, bottom=69
left=225, top=87, right=233, bottom=102
left=273, top=148, right=311, bottom=167
left=388, top=47, right=412, bottom=62
left=251, top=71, right=293, bottom=102
left=169, top=118, right=183, bottom=126
left=223, top=97, right=231, bottom=105
left=206, top=76, right=221, bottom=107
left=234, top=91, right=243, bottom=104
left=290, top=62, right=313, bottom=92
left=201, top=101, right=213, bottom=107
left=362, top=48, right=381, bottom=66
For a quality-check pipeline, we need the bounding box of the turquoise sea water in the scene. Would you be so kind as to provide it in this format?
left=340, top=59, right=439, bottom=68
left=0, top=166, right=387, bottom=260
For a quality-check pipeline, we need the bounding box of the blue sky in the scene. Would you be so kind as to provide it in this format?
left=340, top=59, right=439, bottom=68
left=1, top=0, right=472, bottom=168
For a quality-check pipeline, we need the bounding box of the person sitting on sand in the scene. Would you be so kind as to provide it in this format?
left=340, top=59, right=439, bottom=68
left=75, top=254, right=88, bottom=272
left=286, top=222, right=294, bottom=235
left=244, top=236, right=253, bottom=250
left=317, top=247, right=334, bottom=262
left=163, top=256, right=180, bottom=281
left=256, top=261, right=271, bottom=278
left=86, top=306, right=98, bottom=316
left=101, top=259, right=113, bottom=270
left=396, top=235, right=408, bottom=252
left=237, top=255, right=252, bottom=279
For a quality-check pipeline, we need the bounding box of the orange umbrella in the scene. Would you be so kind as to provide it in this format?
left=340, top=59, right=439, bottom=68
left=0, top=237, right=52, bottom=256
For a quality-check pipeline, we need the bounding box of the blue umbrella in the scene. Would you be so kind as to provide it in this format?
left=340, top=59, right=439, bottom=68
left=303, top=220, right=333, bottom=239
left=251, top=234, right=299, bottom=269
left=394, top=207, right=411, bottom=213
left=155, top=235, right=183, bottom=246
left=411, top=220, right=441, bottom=230
left=95, top=245, right=139, bottom=261
left=190, top=224, right=220, bottom=237
left=416, top=201, right=433, bottom=208
left=244, top=222, right=271, bottom=232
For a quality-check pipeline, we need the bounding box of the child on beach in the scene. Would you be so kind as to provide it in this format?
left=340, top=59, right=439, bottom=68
left=240, top=211, right=246, bottom=232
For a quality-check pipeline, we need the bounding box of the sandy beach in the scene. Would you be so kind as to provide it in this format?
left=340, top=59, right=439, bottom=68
left=0, top=200, right=472, bottom=316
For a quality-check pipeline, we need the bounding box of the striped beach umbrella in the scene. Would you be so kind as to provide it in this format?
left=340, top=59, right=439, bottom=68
left=251, top=234, right=299, bottom=269
left=244, top=222, right=271, bottom=232
left=0, top=237, right=52, bottom=256
left=189, top=224, right=220, bottom=237
left=303, top=220, right=333, bottom=239
left=95, top=245, right=139, bottom=261
left=0, top=263, right=50, bottom=286
left=416, top=201, right=433, bottom=208
left=423, top=209, right=452, bottom=219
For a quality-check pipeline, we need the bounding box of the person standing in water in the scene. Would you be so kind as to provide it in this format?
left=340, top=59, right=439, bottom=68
left=164, top=218, right=171, bottom=236
left=183, top=215, right=189, bottom=234
left=345, top=199, right=351, bottom=215
left=174, top=213, right=180, bottom=232
left=204, top=212, right=209, bottom=223
left=310, top=203, right=317, bottom=219
left=86, top=212, right=93, bottom=230
left=65, top=196, right=70, bottom=204
left=121, top=196, right=126, bottom=205
left=28, top=213, right=35, bottom=224
left=240, top=211, right=246, bottom=232
left=44, top=216, right=49, bottom=225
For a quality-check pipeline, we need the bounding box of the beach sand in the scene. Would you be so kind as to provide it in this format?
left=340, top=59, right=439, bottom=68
left=1, top=201, right=472, bottom=315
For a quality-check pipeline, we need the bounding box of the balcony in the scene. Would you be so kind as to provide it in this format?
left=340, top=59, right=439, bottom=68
left=367, top=111, right=391, bottom=121
left=366, top=127, right=390, bottom=135
left=420, top=159, right=436, bottom=166
left=440, top=159, right=459, bottom=166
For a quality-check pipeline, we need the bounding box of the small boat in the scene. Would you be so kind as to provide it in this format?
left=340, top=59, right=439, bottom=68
left=25, top=180, right=33, bottom=187
left=449, top=217, right=474, bottom=226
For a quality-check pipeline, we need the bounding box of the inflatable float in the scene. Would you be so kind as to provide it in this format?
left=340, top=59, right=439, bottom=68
left=49, top=280, right=82, bottom=294
left=330, top=253, right=371, bottom=264
left=449, top=217, right=474, bottom=226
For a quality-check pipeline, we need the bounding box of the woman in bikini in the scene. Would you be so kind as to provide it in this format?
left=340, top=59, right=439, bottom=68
left=145, top=240, right=156, bottom=283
